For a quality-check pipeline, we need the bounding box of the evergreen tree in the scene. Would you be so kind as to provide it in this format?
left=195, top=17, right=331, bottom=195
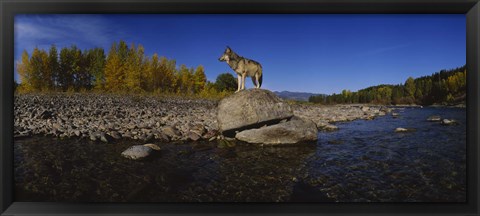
left=215, top=73, right=237, bottom=92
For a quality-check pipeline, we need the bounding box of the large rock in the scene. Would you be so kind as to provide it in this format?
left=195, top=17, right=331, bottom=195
left=235, top=116, right=318, bottom=145
left=217, top=89, right=293, bottom=136
left=121, top=144, right=160, bottom=160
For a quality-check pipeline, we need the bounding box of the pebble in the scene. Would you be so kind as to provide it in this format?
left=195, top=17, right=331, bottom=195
left=15, top=94, right=397, bottom=142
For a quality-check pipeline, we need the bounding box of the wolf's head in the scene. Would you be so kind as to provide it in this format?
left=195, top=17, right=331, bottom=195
left=218, top=46, right=232, bottom=62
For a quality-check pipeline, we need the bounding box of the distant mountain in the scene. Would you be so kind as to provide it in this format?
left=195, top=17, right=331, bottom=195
left=273, top=91, right=320, bottom=101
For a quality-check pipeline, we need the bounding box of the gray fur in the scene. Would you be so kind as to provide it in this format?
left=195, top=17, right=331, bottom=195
left=218, top=46, right=263, bottom=92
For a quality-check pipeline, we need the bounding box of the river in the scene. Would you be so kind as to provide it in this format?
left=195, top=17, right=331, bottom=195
left=14, top=107, right=466, bottom=202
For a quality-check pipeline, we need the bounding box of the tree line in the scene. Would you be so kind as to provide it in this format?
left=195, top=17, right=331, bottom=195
left=16, top=41, right=238, bottom=97
left=309, top=66, right=466, bottom=105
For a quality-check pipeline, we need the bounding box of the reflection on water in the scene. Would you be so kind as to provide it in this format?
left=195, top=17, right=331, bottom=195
left=14, top=107, right=466, bottom=202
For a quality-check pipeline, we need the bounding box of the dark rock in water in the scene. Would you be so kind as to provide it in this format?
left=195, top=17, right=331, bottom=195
left=121, top=145, right=154, bottom=160
left=441, top=119, right=458, bottom=126
left=235, top=116, right=318, bottom=145
left=427, top=116, right=441, bottom=122
left=217, top=89, right=293, bottom=136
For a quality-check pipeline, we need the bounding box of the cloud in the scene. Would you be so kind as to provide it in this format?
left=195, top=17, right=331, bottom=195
left=15, top=14, right=125, bottom=51
left=14, top=14, right=128, bottom=81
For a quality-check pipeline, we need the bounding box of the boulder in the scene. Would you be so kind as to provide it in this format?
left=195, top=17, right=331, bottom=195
left=235, top=116, right=318, bottom=145
left=121, top=145, right=154, bottom=160
left=217, top=89, right=293, bottom=136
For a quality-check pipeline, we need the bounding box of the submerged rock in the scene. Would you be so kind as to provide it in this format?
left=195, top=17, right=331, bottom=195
left=441, top=119, right=458, bottom=126
left=395, top=127, right=415, bottom=133
left=427, top=116, right=441, bottom=122
left=235, top=116, right=318, bottom=145
left=121, top=145, right=154, bottom=160
left=217, top=89, right=293, bottom=136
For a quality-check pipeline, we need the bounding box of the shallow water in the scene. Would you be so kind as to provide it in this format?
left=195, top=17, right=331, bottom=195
left=14, top=107, right=466, bottom=202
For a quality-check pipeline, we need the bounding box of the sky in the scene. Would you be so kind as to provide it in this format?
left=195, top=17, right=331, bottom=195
left=14, top=14, right=466, bottom=94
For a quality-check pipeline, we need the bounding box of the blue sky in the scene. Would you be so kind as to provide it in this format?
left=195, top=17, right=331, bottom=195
left=14, top=14, right=465, bottom=94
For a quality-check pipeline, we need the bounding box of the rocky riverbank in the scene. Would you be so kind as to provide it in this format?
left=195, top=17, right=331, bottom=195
left=14, top=93, right=394, bottom=142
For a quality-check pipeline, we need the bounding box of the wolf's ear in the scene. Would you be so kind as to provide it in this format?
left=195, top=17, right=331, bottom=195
left=226, top=46, right=231, bottom=53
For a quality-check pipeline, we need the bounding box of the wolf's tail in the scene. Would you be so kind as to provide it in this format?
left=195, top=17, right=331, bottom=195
left=258, top=66, right=263, bottom=88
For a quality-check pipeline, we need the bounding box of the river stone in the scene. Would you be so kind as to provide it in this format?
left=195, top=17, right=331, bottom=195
left=316, top=120, right=338, bottom=131
left=441, top=119, right=457, bottom=125
left=109, top=131, right=122, bottom=139
left=322, top=124, right=339, bottom=131
left=143, top=143, right=161, bottom=151
left=100, top=132, right=110, bottom=143
left=188, top=131, right=201, bottom=141
left=235, top=116, right=318, bottom=145
left=162, top=126, right=181, bottom=138
left=395, top=127, right=415, bottom=133
left=217, top=89, right=293, bottom=136
left=121, top=145, right=154, bottom=160
left=427, top=115, right=441, bottom=122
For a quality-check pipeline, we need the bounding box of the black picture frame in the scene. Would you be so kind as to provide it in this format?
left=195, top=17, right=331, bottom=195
left=1, top=0, right=479, bottom=215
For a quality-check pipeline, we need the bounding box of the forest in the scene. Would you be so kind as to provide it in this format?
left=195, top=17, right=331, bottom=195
left=15, top=41, right=238, bottom=98
left=16, top=41, right=466, bottom=105
left=309, top=66, right=466, bottom=106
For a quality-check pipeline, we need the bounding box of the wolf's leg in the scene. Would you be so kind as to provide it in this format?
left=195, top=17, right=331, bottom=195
left=241, top=73, right=246, bottom=90
left=254, top=74, right=260, bottom=88
left=236, top=74, right=241, bottom=93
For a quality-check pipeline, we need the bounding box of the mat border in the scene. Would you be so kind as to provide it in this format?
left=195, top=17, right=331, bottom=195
left=1, top=0, right=479, bottom=215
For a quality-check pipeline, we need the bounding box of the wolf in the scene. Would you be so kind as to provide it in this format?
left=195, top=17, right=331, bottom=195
left=218, top=46, right=263, bottom=92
